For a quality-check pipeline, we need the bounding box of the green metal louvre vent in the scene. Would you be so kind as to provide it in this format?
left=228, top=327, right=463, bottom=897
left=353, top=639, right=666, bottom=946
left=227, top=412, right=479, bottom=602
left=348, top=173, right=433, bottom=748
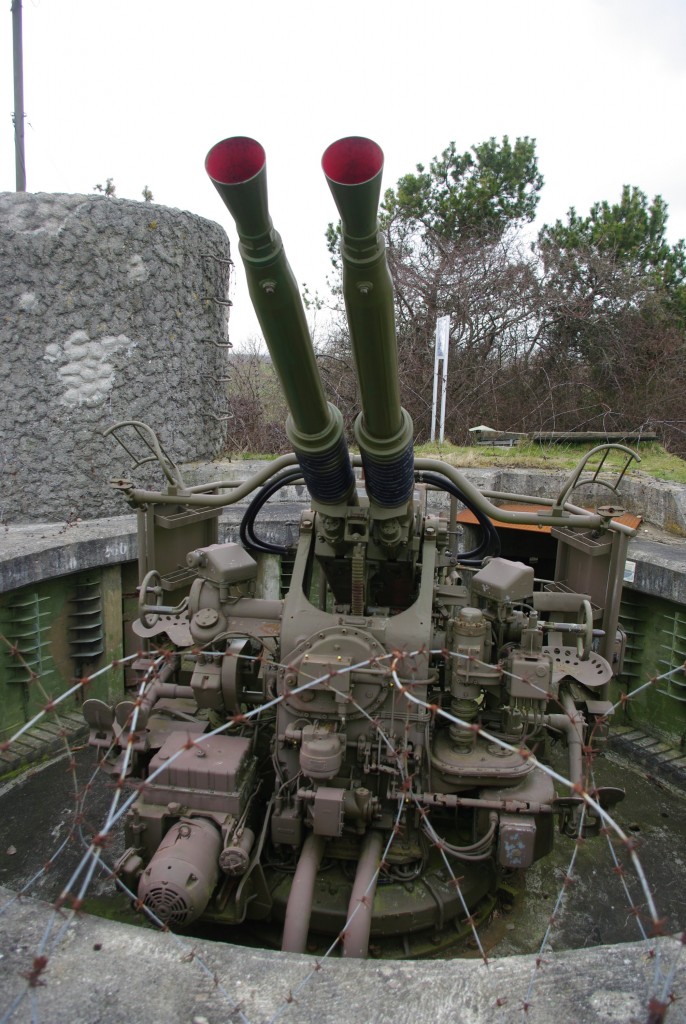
left=68, top=575, right=104, bottom=663
left=657, top=609, right=686, bottom=705
left=279, top=553, right=296, bottom=600
left=618, top=592, right=648, bottom=690
left=4, top=592, right=54, bottom=685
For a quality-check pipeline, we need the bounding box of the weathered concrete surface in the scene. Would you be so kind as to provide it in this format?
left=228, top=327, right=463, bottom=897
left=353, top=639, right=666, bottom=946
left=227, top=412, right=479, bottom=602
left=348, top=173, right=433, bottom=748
left=0, top=517, right=137, bottom=594
left=0, top=712, right=86, bottom=778
left=0, top=883, right=682, bottom=1024
left=611, top=727, right=686, bottom=791
left=0, top=192, right=231, bottom=524
left=624, top=536, right=686, bottom=605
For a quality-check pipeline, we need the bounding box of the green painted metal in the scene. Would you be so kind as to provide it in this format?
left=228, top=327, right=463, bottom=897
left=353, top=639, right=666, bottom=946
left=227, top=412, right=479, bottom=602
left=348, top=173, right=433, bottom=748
left=0, top=568, right=123, bottom=744
left=206, top=137, right=341, bottom=454
left=322, top=137, right=412, bottom=452
left=616, top=590, right=686, bottom=747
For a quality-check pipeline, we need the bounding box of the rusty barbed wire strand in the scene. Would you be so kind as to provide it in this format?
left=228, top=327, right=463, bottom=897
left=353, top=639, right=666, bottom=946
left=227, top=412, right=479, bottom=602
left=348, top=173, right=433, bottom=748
left=392, top=656, right=667, bottom=926
left=520, top=804, right=588, bottom=1019
left=267, top=795, right=407, bottom=1024
left=0, top=646, right=684, bottom=1022
left=1, top=654, right=170, bottom=1023
left=0, top=633, right=89, bottom=920
left=589, top=761, right=682, bottom=1015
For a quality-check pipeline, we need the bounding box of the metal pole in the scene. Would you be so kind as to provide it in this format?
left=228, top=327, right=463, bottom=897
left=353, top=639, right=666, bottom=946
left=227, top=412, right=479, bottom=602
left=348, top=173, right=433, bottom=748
left=430, top=338, right=440, bottom=442
left=439, top=329, right=449, bottom=443
left=12, top=0, right=26, bottom=192
left=433, top=316, right=450, bottom=443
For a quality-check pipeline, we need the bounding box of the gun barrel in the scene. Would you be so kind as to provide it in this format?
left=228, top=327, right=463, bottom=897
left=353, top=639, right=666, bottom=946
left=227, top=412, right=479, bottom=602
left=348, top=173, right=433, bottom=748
left=206, top=137, right=354, bottom=508
left=323, top=138, right=414, bottom=513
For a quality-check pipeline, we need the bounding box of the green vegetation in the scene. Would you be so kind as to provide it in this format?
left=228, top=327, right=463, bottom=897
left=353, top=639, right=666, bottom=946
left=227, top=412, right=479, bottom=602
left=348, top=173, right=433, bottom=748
left=317, top=135, right=686, bottom=458
left=228, top=134, right=686, bottom=462
left=539, top=186, right=686, bottom=327
left=413, top=440, right=686, bottom=483
left=225, top=343, right=289, bottom=456
left=231, top=451, right=282, bottom=461
left=381, top=135, right=543, bottom=239
left=222, top=439, right=686, bottom=484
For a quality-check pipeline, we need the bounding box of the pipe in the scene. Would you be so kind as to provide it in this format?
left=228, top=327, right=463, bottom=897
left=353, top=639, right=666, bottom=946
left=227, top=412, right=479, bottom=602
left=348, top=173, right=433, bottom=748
left=281, top=833, right=326, bottom=953
left=119, top=455, right=633, bottom=535
left=205, top=138, right=354, bottom=509
left=118, top=679, right=194, bottom=732
left=323, top=138, right=414, bottom=513
left=416, top=792, right=555, bottom=814
left=12, top=0, right=26, bottom=191
left=412, top=459, right=628, bottom=532
left=543, top=695, right=586, bottom=834
left=342, top=829, right=384, bottom=959
left=559, top=690, right=585, bottom=789
left=137, top=661, right=190, bottom=727
left=140, top=682, right=194, bottom=716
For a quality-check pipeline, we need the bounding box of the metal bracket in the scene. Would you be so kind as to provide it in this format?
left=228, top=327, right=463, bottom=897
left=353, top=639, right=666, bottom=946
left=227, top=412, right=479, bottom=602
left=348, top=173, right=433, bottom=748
left=103, top=421, right=187, bottom=489
left=554, top=444, right=641, bottom=511
left=201, top=410, right=234, bottom=422
left=204, top=337, right=233, bottom=349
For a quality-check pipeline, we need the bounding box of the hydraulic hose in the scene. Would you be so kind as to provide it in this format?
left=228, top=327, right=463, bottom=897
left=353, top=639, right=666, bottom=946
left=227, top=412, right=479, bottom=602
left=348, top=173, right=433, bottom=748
left=239, top=467, right=304, bottom=555
left=242, top=466, right=501, bottom=563
left=416, top=470, right=501, bottom=563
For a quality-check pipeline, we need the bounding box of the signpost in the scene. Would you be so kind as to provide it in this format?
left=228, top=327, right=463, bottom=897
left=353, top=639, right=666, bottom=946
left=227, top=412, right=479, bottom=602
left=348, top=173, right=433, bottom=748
left=430, top=315, right=450, bottom=443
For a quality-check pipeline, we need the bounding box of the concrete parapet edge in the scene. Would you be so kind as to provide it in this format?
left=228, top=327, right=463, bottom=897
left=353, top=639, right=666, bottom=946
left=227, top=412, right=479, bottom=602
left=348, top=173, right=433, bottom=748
left=0, top=885, right=682, bottom=1024
left=0, top=518, right=138, bottom=594
left=624, top=538, right=686, bottom=605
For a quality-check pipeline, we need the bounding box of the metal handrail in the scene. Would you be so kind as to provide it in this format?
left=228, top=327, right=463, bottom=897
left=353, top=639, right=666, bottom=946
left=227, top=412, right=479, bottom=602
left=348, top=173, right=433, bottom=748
left=110, top=450, right=639, bottom=538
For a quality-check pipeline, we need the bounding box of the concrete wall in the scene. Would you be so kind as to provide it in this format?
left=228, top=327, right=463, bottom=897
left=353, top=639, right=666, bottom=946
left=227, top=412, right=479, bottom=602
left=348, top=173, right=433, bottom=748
left=0, top=885, right=683, bottom=1024
left=0, top=192, right=232, bottom=524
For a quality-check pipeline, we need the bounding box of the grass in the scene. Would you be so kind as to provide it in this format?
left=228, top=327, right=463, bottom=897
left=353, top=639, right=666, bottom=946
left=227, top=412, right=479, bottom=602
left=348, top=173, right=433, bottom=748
left=229, top=452, right=282, bottom=461
left=225, top=440, right=686, bottom=484
left=413, top=440, right=686, bottom=484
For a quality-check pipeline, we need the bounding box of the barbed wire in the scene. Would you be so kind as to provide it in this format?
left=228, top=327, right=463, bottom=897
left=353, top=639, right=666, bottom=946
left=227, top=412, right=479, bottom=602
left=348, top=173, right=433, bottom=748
left=0, top=638, right=684, bottom=1023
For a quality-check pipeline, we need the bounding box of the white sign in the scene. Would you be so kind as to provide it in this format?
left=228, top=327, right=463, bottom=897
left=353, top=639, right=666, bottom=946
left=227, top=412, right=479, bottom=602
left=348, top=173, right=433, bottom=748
left=623, top=560, right=636, bottom=583
left=435, top=315, right=450, bottom=360
left=431, top=316, right=451, bottom=442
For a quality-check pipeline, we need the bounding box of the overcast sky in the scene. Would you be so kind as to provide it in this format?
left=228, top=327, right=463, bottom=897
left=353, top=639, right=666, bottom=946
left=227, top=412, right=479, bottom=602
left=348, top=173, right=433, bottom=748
left=2, top=0, right=685, bottom=345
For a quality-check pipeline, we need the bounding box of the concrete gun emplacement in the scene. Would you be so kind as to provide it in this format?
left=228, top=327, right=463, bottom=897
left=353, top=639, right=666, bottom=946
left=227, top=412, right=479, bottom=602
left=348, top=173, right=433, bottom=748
left=87, top=135, right=637, bottom=957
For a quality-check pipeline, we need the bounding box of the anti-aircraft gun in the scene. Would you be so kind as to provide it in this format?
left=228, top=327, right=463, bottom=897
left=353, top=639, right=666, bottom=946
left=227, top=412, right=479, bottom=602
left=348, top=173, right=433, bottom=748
left=86, top=135, right=637, bottom=958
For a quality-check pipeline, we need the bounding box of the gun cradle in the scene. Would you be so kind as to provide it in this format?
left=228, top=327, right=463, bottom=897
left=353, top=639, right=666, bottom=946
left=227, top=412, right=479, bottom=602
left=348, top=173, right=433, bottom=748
left=88, top=136, right=633, bottom=958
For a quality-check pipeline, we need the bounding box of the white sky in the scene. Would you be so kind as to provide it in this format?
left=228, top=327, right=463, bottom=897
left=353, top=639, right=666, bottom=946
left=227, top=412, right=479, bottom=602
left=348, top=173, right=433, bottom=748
left=2, top=0, right=685, bottom=346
